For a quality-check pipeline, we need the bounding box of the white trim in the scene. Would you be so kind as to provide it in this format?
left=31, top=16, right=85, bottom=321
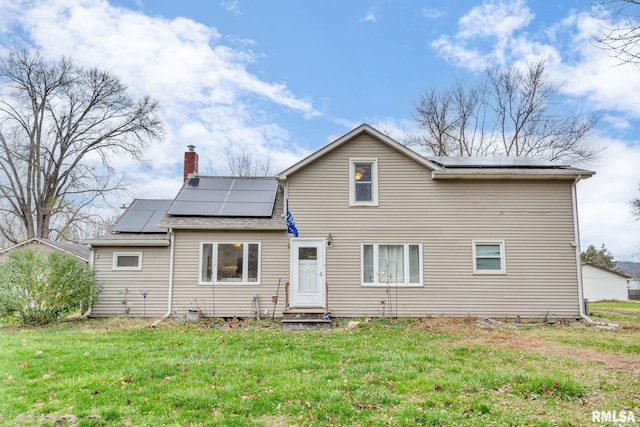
left=112, top=252, right=143, bottom=271
left=432, top=169, right=595, bottom=180
left=82, top=239, right=170, bottom=247
left=276, top=124, right=441, bottom=180
left=360, top=243, right=423, bottom=287
left=472, top=241, right=506, bottom=274
left=572, top=176, right=586, bottom=318
left=290, top=238, right=326, bottom=308
left=198, top=241, right=262, bottom=286
left=349, top=158, right=379, bottom=206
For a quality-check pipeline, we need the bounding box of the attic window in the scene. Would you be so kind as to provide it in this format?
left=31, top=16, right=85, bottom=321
left=349, top=158, right=378, bottom=206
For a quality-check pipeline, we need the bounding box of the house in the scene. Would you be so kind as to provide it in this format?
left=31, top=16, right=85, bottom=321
left=581, top=263, right=631, bottom=301
left=0, top=237, right=90, bottom=263
left=83, top=124, right=595, bottom=319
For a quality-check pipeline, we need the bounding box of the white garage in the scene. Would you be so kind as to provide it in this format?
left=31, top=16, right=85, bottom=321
left=582, top=263, right=630, bottom=302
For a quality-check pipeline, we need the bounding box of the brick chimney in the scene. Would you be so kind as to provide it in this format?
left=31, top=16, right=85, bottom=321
left=183, top=145, right=198, bottom=181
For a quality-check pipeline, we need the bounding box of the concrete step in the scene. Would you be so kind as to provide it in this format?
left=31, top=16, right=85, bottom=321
left=281, top=318, right=332, bottom=330
left=282, top=309, right=331, bottom=321
left=281, top=309, right=332, bottom=330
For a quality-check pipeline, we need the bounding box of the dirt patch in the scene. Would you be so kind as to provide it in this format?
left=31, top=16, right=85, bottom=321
left=458, top=323, right=640, bottom=373
left=512, top=335, right=639, bottom=372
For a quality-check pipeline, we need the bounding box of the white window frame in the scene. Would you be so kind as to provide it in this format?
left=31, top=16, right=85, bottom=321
left=361, top=243, right=423, bottom=287
left=349, top=158, right=379, bottom=206
left=198, top=242, right=261, bottom=285
left=112, top=252, right=142, bottom=271
left=472, top=240, right=506, bottom=274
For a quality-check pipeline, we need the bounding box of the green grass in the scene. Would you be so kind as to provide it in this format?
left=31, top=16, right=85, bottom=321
left=589, top=300, right=640, bottom=325
left=1, top=316, right=638, bottom=426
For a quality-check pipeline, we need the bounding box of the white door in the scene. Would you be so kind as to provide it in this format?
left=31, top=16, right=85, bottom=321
left=291, top=240, right=325, bottom=308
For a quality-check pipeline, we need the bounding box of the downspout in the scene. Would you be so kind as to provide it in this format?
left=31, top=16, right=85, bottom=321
left=80, top=245, right=94, bottom=319
left=572, top=175, right=592, bottom=323
left=152, top=229, right=175, bottom=327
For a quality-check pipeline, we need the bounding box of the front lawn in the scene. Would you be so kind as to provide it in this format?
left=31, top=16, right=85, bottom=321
left=1, top=315, right=638, bottom=426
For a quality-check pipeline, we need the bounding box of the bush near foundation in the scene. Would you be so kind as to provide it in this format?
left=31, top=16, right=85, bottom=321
left=0, top=248, right=100, bottom=326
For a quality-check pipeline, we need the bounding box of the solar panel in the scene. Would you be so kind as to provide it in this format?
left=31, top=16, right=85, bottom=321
left=429, top=156, right=567, bottom=168
left=219, top=202, right=276, bottom=216
left=186, top=177, right=234, bottom=190
left=112, top=199, right=172, bottom=233
left=167, top=177, right=278, bottom=217
left=168, top=201, right=225, bottom=216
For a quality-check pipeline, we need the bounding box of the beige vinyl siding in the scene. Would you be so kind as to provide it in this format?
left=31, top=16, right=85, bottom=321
left=286, top=133, right=581, bottom=318
left=171, top=230, right=289, bottom=318
left=91, top=246, right=170, bottom=317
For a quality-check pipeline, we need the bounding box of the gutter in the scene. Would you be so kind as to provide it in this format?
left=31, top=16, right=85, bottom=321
left=152, top=229, right=175, bottom=327
left=81, top=239, right=170, bottom=247
left=572, top=175, right=592, bottom=323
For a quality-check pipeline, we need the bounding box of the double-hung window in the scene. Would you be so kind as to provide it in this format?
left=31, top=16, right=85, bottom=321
left=349, top=158, right=378, bottom=206
left=473, top=241, right=506, bottom=274
left=362, top=243, right=422, bottom=286
left=113, top=252, right=142, bottom=270
left=200, top=242, right=260, bottom=284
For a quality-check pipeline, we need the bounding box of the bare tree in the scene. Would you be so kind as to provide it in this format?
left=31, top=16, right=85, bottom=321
left=410, top=59, right=600, bottom=163
left=594, top=0, right=640, bottom=65
left=225, top=151, right=272, bottom=177
left=632, top=184, right=640, bottom=219
left=593, top=2, right=640, bottom=218
left=0, top=49, right=163, bottom=244
left=412, top=81, right=494, bottom=157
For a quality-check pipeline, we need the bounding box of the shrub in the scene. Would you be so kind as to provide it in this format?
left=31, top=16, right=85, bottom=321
left=0, top=248, right=101, bottom=325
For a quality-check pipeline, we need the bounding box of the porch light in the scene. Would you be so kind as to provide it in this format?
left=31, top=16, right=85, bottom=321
left=327, top=233, right=333, bottom=247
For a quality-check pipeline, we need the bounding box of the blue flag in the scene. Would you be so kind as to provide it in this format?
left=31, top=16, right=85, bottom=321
left=286, top=199, right=299, bottom=237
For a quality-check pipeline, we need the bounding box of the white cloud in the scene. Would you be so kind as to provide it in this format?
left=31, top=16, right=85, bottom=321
left=221, top=0, right=240, bottom=15
left=431, top=0, right=534, bottom=71
left=0, top=0, right=319, bottom=203
left=361, top=8, right=378, bottom=23
left=457, top=0, right=533, bottom=40
left=422, top=8, right=445, bottom=20
left=431, top=2, right=640, bottom=119
left=544, top=10, right=640, bottom=120
left=578, top=137, right=640, bottom=260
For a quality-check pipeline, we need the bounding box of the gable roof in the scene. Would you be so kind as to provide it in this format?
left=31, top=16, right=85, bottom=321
left=0, top=237, right=90, bottom=262
left=277, top=123, right=594, bottom=180
left=582, top=262, right=632, bottom=279
left=277, top=123, right=442, bottom=180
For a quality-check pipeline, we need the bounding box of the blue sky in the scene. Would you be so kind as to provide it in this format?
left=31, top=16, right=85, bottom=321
left=1, top=0, right=640, bottom=260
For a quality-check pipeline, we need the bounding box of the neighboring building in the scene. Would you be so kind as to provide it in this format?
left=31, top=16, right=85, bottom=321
left=581, top=263, right=630, bottom=301
left=83, top=124, right=595, bottom=319
left=0, top=237, right=90, bottom=263
left=627, top=279, right=640, bottom=300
